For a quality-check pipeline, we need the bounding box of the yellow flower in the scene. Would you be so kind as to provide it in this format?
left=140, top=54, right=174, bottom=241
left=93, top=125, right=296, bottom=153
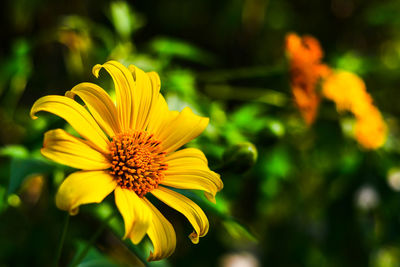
left=322, top=70, right=387, bottom=149
left=30, top=60, right=223, bottom=261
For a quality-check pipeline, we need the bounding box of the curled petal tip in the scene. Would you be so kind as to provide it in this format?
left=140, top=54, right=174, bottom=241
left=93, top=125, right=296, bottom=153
left=189, top=232, right=200, bottom=244
left=30, top=109, right=38, bottom=120
left=69, top=208, right=79, bottom=216
left=130, top=234, right=144, bottom=245
left=56, top=195, right=79, bottom=215
left=30, top=102, right=39, bottom=119
left=92, top=64, right=102, bottom=78
left=147, top=252, right=156, bottom=262
left=121, top=229, right=129, bottom=239
left=128, top=65, right=136, bottom=79
left=65, top=91, right=75, bottom=98
left=205, top=192, right=216, bottom=204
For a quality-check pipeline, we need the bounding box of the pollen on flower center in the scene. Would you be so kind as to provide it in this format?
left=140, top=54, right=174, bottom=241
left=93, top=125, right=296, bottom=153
left=109, top=131, right=167, bottom=197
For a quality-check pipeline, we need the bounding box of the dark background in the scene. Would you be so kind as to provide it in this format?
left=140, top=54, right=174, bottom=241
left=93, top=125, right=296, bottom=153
left=1, top=0, right=400, bottom=266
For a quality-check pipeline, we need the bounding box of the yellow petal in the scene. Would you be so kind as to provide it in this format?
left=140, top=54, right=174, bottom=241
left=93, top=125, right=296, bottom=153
left=147, top=72, right=161, bottom=94
left=151, top=186, right=209, bottom=244
left=165, top=147, right=208, bottom=166
left=157, top=107, right=209, bottom=154
left=30, top=95, right=109, bottom=153
left=41, top=129, right=111, bottom=170
left=56, top=171, right=116, bottom=215
left=114, top=187, right=152, bottom=244
left=128, top=66, right=161, bottom=131
left=146, top=94, right=179, bottom=136
left=93, top=61, right=135, bottom=132
left=161, top=175, right=219, bottom=203
left=66, top=82, right=120, bottom=137
left=162, top=150, right=223, bottom=203
left=143, top=198, right=176, bottom=261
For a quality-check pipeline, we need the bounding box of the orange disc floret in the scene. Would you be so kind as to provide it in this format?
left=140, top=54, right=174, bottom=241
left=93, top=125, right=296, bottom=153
left=322, top=70, right=387, bottom=149
left=285, top=33, right=331, bottom=125
left=109, top=131, right=168, bottom=197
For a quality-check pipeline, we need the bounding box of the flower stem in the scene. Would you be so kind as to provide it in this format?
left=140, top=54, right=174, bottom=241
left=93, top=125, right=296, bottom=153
left=55, top=213, right=70, bottom=267
left=70, top=212, right=116, bottom=267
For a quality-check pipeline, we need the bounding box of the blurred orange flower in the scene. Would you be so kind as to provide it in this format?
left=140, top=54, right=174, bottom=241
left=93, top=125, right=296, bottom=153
left=285, top=33, right=331, bottom=125
left=355, top=106, right=387, bottom=149
left=322, top=71, right=387, bottom=149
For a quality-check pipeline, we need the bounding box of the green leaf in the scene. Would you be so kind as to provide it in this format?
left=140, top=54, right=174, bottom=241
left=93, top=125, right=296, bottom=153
left=263, top=146, right=291, bottom=179
left=222, top=220, right=258, bottom=243
left=334, top=52, right=366, bottom=75
left=0, top=145, right=29, bottom=159
left=150, top=37, right=216, bottom=65
left=8, top=157, right=54, bottom=194
left=110, top=1, right=144, bottom=39
left=70, top=241, right=118, bottom=267
left=164, top=188, right=257, bottom=243
left=0, top=186, right=6, bottom=213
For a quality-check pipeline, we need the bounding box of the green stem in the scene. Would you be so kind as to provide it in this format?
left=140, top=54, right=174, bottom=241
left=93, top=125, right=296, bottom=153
left=55, top=213, right=70, bottom=267
left=71, top=212, right=116, bottom=267
left=124, top=240, right=149, bottom=266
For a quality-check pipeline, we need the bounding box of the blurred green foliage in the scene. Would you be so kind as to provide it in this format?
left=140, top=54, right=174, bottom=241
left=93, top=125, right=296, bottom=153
left=2, top=0, right=400, bottom=266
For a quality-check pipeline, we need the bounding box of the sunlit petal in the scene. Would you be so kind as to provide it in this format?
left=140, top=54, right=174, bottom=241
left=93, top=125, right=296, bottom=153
left=143, top=198, right=176, bottom=261
left=165, top=147, right=208, bottom=166
left=157, top=107, right=209, bottom=154
left=151, top=186, right=209, bottom=244
left=55, top=171, right=116, bottom=215
left=30, top=95, right=109, bottom=153
left=128, top=66, right=161, bottom=131
left=146, top=94, right=180, bottom=138
left=162, top=148, right=223, bottom=203
left=66, top=82, right=120, bottom=137
left=93, top=61, right=135, bottom=132
left=41, top=129, right=111, bottom=170
left=114, top=187, right=152, bottom=244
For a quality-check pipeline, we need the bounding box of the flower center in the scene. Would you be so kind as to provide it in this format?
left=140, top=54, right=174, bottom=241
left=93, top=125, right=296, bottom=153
left=109, top=131, right=167, bottom=197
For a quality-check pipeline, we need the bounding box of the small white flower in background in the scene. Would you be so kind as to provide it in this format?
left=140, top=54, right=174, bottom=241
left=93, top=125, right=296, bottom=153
left=355, top=184, right=379, bottom=211
left=219, top=252, right=259, bottom=267
left=387, top=168, right=400, bottom=192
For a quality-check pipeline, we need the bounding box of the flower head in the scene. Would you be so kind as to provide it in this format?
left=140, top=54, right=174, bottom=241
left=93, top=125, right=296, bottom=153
left=322, top=70, right=387, bottom=149
left=285, top=33, right=331, bottom=125
left=30, top=60, right=223, bottom=261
